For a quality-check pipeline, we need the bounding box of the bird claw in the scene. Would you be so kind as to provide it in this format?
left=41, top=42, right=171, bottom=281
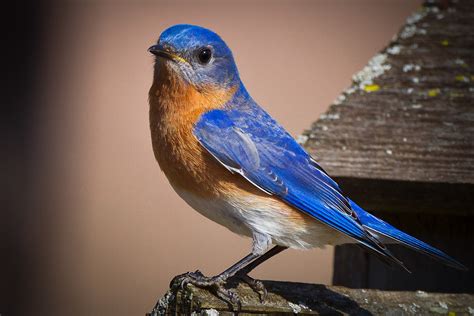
left=170, top=270, right=204, bottom=289
left=170, top=271, right=242, bottom=311
left=213, top=286, right=242, bottom=311
left=236, top=273, right=267, bottom=303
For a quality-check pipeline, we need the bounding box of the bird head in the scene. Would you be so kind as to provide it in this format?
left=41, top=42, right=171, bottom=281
left=149, top=24, right=241, bottom=92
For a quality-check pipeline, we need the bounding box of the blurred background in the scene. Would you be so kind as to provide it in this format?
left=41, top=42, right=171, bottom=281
left=3, top=0, right=421, bottom=315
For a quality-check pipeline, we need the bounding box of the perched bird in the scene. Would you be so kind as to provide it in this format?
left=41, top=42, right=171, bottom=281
left=148, top=24, right=466, bottom=304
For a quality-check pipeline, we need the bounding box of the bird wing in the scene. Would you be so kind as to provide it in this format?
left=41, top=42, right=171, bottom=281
left=193, top=107, right=407, bottom=269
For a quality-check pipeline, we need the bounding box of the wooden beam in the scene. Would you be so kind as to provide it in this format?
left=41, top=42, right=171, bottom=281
left=302, top=0, right=474, bottom=186
left=148, top=281, right=474, bottom=315
left=333, top=177, right=474, bottom=215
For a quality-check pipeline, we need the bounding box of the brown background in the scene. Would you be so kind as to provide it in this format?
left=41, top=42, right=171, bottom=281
left=6, top=0, right=420, bottom=315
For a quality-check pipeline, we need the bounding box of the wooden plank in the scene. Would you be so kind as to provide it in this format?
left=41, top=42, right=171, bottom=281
left=149, top=280, right=474, bottom=315
left=301, top=0, right=474, bottom=185
left=333, top=212, right=474, bottom=292
left=333, top=177, right=474, bottom=215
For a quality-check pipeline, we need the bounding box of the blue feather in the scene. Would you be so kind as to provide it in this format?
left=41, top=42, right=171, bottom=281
left=194, top=85, right=466, bottom=271
left=349, top=200, right=467, bottom=270
left=153, top=24, right=466, bottom=272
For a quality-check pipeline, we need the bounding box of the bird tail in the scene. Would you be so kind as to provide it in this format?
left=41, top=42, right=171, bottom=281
left=349, top=199, right=468, bottom=271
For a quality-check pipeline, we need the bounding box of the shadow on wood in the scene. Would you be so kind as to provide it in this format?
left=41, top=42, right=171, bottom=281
left=148, top=280, right=474, bottom=315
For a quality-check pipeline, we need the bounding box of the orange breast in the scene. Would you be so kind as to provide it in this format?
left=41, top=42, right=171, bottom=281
left=149, top=61, right=260, bottom=199
left=148, top=61, right=318, bottom=232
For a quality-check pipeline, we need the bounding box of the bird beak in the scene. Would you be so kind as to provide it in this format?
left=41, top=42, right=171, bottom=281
left=148, top=45, right=187, bottom=63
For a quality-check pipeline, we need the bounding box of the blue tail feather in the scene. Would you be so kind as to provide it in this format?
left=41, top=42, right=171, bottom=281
left=349, top=199, right=468, bottom=271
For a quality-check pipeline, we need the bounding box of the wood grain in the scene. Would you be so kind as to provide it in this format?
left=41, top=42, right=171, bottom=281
left=302, top=0, right=474, bottom=185
left=149, top=280, right=474, bottom=315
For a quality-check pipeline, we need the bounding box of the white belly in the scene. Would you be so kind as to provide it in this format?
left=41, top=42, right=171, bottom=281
left=173, top=187, right=349, bottom=249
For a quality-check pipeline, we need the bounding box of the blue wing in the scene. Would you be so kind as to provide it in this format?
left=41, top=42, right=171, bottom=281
left=194, top=100, right=466, bottom=271
left=194, top=105, right=408, bottom=269
left=349, top=200, right=467, bottom=270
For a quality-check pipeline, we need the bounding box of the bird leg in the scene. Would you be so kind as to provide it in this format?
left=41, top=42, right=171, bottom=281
left=170, top=252, right=262, bottom=309
left=170, top=245, right=288, bottom=309
left=171, top=231, right=288, bottom=309
left=233, top=245, right=287, bottom=302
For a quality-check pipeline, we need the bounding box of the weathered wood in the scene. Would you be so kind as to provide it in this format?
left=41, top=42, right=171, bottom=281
left=333, top=213, right=474, bottom=292
left=301, top=0, right=474, bottom=187
left=149, top=280, right=474, bottom=315
left=300, top=0, right=474, bottom=292
left=332, top=177, right=474, bottom=215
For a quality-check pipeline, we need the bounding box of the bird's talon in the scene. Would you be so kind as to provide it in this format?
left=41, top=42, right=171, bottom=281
left=170, top=271, right=241, bottom=309
left=215, top=287, right=241, bottom=311
left=171, top=270, right=229, bottom=291
left=238, top=274, right=268, bottom=303
left=170, top=270, right=205, bottom=290
left=180, top=277, right=190, bottom=290
left=252, top=279, right=267, bottom=301
left=169, top=272, right=187, bottom=289
left=257, top=285, right=267, bottom=302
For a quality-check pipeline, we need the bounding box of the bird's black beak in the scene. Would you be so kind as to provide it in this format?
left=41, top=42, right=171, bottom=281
left=148, top=45, right=187, bottom=63
left=148, top=45, right=173, bottom=59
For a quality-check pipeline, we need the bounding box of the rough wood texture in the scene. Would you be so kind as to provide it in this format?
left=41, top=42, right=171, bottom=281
left=330, top=177, right=474, bottom=215
left=301, top=0, right=474, bottom=186
left=299, top=0, right=474, bottom=292
left=333, top=213, right=474, bottom=293
left=149, top=280, right=474, bottom=315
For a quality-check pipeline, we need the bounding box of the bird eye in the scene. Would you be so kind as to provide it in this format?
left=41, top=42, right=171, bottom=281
left=197, top=47, right=212, bottom=64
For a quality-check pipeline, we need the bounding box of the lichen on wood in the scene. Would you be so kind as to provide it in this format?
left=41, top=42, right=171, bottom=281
left=302, top=0, right=474, bottom=186
left=148, top=280, right=474, bottom=315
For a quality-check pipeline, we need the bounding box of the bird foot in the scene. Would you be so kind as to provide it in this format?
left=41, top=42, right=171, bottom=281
left=234, top=273, right=267, bottom=303
left=170, top=270, right=242, bottom=311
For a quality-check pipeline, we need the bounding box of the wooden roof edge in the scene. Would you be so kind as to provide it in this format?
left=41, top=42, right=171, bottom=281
left=299, top=0, right=474, bottom=185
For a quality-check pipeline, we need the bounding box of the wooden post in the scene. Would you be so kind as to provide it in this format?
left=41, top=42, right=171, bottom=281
left=148, top=281, right=474, bottom=315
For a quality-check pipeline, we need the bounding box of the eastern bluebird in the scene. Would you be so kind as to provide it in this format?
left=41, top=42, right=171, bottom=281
left=148, top=24, right=466, bottom=304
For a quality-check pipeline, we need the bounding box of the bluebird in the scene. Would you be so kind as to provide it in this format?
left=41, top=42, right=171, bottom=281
left=148, top=24, right=466, bottom=304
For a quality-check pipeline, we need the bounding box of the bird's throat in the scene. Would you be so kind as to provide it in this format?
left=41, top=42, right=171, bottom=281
left=148, top=61, right=239, bottom=193
left=149, top=61, right=238, bottom=121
